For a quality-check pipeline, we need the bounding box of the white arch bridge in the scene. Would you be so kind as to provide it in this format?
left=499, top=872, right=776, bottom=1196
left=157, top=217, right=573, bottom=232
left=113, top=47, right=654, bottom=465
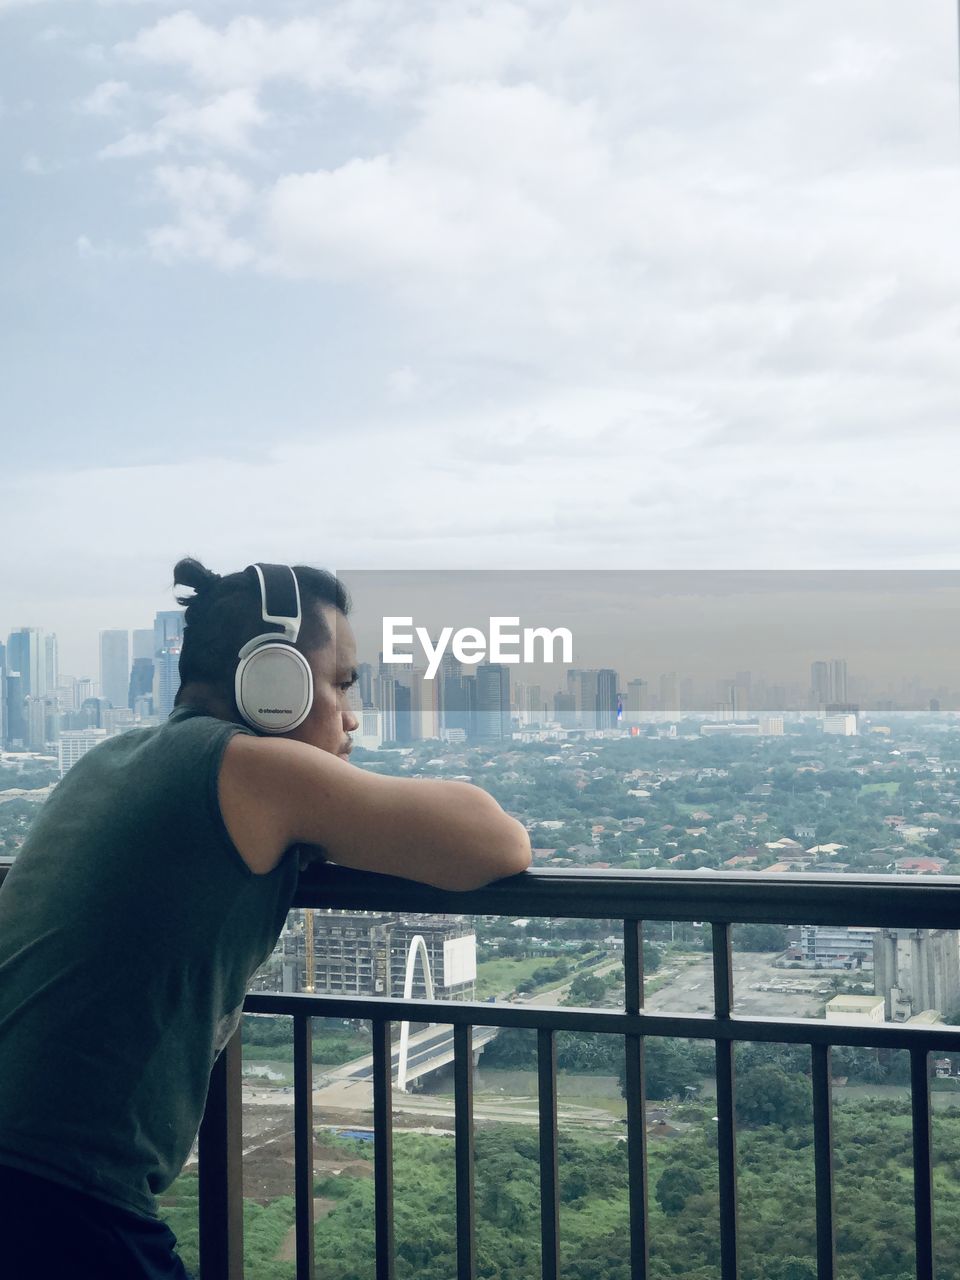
left=324, top=934, right=500, bottom=1091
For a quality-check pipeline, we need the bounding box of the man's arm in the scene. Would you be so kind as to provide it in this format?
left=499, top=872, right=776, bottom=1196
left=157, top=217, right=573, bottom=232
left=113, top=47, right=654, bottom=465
left=218, top=735, right=532, bottom=889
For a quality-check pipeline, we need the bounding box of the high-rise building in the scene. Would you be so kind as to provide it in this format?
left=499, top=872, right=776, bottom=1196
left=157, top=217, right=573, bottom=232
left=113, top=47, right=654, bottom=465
left=356, top=662, right=374, bottom=708
left=874, top=929, right=960, bottom=1021
left=4, top=674, right=26, bottom=747
left=625, top=679, right=646, bottom=724
left=595, top=668, right=619, bottom=730
left=43, top=634, right=59, bottom=695
left=99, top=630, right=130, bottom=709
left=151, top=608, right=185, bottom=718
left=132, top=629, right=154, bottom=661
left=152, top=644, right=181, bottom=720
left=811, top=661, right=830, bottom=708
left=812, top=658, right=848, bottom=707
left=281, top=910, right=476, bottom=1000
left=7, top=628, right=42, bottom=698
left=25, top=697, right=48, bottom=752
left=659, top=671, right=679, bottom=716
left=475, top=663, right=511, bottom=740
left=553, top=690, right=576, bottom=729
left=153, top=610, right=185, bottom=657
left=831, top=658, right=848, bottom=704
left=128, top=657, right=155, bottom=712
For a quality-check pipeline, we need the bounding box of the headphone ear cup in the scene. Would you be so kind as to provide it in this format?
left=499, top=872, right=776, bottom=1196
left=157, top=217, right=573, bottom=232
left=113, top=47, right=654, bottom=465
left=235, top=643, right=314, bottom=734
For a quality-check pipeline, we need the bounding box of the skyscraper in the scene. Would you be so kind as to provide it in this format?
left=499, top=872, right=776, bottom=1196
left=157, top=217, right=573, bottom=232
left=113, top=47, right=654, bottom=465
left=132, top=629, right=154, bottom=661
left=99, top=630, right=130, bottom=709
left=625, top=678, right=646, bottom=724
left=152, top=611, right=185, bottom=719
left=43, top=634, right=59, bottom=695
left=6, top=628, right=42, bottom=698
left=595, top=669, right=619, bottom=730
left=476, top=664, right=511, bottom=740
left=153, top=610, right=185, bottom=657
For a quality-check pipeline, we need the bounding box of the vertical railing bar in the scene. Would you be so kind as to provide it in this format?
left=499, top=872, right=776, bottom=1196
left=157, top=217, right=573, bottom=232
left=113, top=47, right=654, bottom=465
left=623, top=919, right=649, bottom=1279
left=537, top=1028, right=560, bottom=1280
left=198, top=1027, right=245, bottom=1280
left=372, top=1019, right=396, bottom=1280
left=911, top=1048, right=935, bottom=1280
left=712, top=920, right=734, bottom=1020
left=454, top=1023, right=477, bottom=1280
left=712, top=922, right=739, bottom=1280
left=811, top=1044, right=836, bottom=1280
left=293, top=1014, right=316, bottom=1280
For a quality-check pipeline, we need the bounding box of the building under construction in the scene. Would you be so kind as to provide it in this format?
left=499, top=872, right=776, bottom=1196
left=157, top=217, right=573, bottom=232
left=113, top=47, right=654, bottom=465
left=252, top=910, right=477, bottom=1002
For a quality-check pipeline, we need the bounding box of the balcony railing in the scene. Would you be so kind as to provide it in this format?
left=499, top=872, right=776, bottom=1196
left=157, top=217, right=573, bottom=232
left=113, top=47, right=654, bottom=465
left=5, top=858, right=960, bottom=1279
left=203, top=866, right=960, bottom=1280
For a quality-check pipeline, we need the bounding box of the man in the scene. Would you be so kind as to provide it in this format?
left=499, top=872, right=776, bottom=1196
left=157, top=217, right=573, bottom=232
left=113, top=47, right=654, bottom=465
left=0, top=559, right=531, bottom=1278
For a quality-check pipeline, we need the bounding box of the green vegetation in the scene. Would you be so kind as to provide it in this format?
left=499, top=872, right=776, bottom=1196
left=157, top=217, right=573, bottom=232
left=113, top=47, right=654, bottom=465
left=241, top=1014, right=369, bottom=1066
left=161, top=1097, right=960, bottom=1280
left=475, top=955, right=568, bottom=999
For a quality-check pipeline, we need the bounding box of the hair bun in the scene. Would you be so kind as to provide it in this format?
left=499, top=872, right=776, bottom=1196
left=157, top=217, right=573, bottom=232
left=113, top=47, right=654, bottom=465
left=173, top=557, right=222, bottom=604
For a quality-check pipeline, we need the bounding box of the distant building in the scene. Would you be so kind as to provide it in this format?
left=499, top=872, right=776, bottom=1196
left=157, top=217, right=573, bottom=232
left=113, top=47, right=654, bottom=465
left=874, top=929, right=960, bottom=1022
left=700, top=722, right=760, bottom=737
left=799, top=924, right=876, bottom=969
left=152, top=611, right=185, bottom=719
left=128, top=657, right=155, bottom=712
left=99, top=630, right=130, bottom=709
left=7, top=629, right=43, bottom=698
left=475, top=663, right=511, bottom=740
left=279, top=911, right=476, bottom=1000
left=823, top=714, right=857, bottom=736
left=625, top=679, right=646, bottom=724
left=43, top=634, right=59, bottom=695
left=826, top=994, right=885, bottom=1024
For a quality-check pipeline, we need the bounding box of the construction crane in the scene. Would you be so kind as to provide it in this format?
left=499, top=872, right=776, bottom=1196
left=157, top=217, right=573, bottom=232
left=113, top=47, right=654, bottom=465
left=304, top=908, right=314, bottom=993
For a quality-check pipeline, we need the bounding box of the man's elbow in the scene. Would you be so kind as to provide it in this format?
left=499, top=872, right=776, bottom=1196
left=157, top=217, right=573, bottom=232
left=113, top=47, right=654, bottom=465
left=448, top=817, right=532, bottom=892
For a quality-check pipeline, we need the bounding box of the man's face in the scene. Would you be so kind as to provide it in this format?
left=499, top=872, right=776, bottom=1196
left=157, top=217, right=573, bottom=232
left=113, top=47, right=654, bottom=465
left=286, top=605, right=359, bottom=757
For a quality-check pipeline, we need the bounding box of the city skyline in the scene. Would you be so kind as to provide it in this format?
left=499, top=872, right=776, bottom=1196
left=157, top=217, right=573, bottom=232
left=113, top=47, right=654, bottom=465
left=4, top=569, right=960, bottom=696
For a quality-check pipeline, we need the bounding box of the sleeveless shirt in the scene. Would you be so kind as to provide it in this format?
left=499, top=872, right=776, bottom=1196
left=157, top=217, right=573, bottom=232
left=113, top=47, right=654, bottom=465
left=0, top=706, right=299, bottom=1217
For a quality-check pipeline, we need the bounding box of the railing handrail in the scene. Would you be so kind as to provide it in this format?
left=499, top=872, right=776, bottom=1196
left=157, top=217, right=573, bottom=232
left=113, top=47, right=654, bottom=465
left=6, top=854, right=960, bottom=927
left=291, top=861, right=960, bottom=928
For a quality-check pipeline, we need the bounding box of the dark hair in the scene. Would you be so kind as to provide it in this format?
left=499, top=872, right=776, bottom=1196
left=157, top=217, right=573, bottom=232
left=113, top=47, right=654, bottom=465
left=172, top=557, right=350, bottom=699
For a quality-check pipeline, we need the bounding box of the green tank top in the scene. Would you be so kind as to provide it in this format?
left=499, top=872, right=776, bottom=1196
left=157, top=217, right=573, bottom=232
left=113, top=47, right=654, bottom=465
left=0, top=706, right=299, bottom=1218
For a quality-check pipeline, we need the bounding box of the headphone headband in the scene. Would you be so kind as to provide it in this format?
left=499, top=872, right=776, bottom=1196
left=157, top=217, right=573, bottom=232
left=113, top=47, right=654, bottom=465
left=250, top=563, right=301, bottom=642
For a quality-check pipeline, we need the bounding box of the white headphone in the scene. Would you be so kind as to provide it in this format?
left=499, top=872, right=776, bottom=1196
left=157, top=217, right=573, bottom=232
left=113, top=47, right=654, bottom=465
left=234, top=563, right=314, bottom=734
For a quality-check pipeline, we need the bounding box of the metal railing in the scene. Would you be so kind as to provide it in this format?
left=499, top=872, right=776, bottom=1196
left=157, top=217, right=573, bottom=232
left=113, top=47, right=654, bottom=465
left=195, top=865, right=960, bottom=1280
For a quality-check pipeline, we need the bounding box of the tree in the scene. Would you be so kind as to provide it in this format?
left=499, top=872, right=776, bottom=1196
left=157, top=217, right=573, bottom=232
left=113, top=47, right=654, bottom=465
left=619, top=1039, right=702, bottom=1101
left=655, top=1166, right=704, bottom=1214
left=732, top=923, right=788, bottom=952
left=735, top=1064, right=811, bottom=1129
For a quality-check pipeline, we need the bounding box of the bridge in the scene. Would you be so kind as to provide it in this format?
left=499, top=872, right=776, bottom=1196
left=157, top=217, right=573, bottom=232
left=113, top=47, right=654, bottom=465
left=326, top=1019, right=501, bottom=1089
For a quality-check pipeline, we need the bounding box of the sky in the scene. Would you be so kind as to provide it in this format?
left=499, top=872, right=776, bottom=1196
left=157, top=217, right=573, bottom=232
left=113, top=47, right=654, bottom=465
left=1, top=1, right=959, bottom=676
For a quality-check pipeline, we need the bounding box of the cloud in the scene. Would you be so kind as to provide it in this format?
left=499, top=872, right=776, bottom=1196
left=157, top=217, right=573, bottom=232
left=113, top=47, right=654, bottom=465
left=115, top=9, right=399, bottom=95
left=78, top=79, right=130, bottom=115
left=146, top=162, right=253, bottom=266
left=100, top=86, right=265, bottom=157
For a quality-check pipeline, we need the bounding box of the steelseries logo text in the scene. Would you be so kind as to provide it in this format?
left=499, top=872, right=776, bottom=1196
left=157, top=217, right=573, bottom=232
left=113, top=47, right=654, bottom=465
left=259, top=708, right=294, bottom=715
